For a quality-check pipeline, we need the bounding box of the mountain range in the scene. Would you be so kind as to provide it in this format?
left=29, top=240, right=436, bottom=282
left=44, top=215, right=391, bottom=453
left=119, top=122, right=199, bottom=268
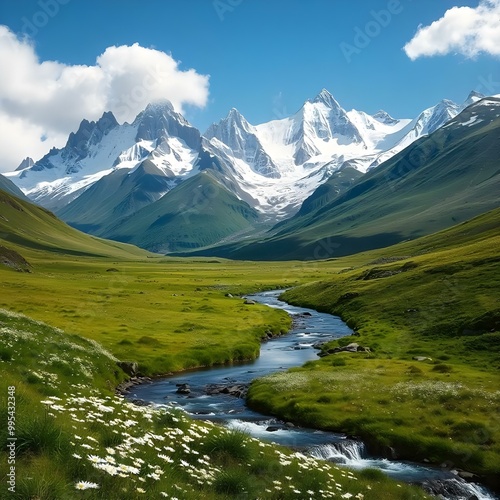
left=3, top=88, right=496, bottom=256
left=192, top=96, right=500, bottom=260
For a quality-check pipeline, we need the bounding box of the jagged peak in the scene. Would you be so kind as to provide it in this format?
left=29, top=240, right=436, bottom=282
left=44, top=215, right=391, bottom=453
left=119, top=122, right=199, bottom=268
left=437, top=99, right=457, bottom=107
left=15, top=157, right=35, bottom=171
left=211, top=107, right=251, bottom=132
left=467, top=90, right=485, bottom=100
left=226, top=107, right=249, bottom=123
left=143, top=99, right=175, bottom=114
left=311, top=88, right=341, bottom=109
left=463, top=90, right=486, bottom=108
left=372, top=110, right=399, bottom=125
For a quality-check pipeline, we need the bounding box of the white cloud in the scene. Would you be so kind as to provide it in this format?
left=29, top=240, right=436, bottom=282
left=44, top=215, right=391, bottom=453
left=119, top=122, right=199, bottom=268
left=404, top=0, right=500, bottom=60
left=0, top=26, right=209, bottom=172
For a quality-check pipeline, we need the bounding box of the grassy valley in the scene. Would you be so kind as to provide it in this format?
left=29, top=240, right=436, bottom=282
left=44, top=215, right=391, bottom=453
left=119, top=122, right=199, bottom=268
left=0, top=188, right=432, bottom=499
left=188, top=98, right=500, bottom=260
left=247, top=206, right=500, bottom=491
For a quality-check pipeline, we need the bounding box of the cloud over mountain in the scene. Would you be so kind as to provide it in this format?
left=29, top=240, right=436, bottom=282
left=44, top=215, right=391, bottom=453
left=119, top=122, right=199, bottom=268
left=404, top=0, right=500, bottom=60
left=0, top=25, right=209, bottom=172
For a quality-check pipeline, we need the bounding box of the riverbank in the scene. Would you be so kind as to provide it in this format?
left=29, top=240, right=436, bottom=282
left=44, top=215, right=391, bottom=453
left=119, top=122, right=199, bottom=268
left=246, top=221, right=500, bottom=494
left=0, top=307, right=431, bottom=499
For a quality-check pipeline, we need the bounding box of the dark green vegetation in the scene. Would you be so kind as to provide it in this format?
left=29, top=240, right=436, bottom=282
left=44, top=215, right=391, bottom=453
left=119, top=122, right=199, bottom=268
left=58, top=160, right=174, bottom=236
left=188, top=97, right=500, bottom=260
left=100, top=171, right=260, bottom=253
left=248, top=206, right=500, bottom=490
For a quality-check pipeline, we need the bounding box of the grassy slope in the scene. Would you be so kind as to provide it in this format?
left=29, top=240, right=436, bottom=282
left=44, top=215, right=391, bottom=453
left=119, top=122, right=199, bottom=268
left=58, top=160, right=173, bottom=236
left=0, top=174, right=27, bottom=200
left=0, top=310, right=427, bottom=499
left=0, top=187, right=293, bottom=375
left=0, top=189, right=151, bottom=260
left=0, top=190, right=428, bottom=498
left=106, top=171, right=260, bottom=253
left=248, top=207, right=500, bottom=489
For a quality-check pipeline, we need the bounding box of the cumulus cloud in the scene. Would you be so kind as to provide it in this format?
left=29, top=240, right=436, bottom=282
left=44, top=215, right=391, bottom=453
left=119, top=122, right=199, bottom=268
left=0, top=25, right=209, bottom=172
left=404, top=0, right=500, bottom=60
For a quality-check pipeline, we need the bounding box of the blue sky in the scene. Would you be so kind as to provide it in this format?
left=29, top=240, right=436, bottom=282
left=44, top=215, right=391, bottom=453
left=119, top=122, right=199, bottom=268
left=0, top=0, right=499, bottom=169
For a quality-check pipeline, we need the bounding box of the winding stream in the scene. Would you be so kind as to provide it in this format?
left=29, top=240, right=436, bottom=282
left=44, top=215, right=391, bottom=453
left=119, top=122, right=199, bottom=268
left=128, top=290, right=497, bottom=500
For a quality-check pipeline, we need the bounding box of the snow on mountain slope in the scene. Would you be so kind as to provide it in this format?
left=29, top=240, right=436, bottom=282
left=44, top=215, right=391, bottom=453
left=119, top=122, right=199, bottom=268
left=5, top=89, right=489, bottom=226
left=203, top=89, right=413, bottom=217
left=202, top=89, right=486, bottom=219
left=5, top=119, right=138, bottom=210
left=205, top=108, right=280, bottom=178
left=365, top=92, right=485, bottom=170
left=5, top=102, right=200, bottom=211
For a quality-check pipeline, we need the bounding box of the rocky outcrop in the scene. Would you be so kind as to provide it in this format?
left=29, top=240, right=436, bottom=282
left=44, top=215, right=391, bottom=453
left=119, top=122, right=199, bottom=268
left=0, top=245, right=32, bottom=272
left=176, top=383, right=191, bottom=394
left=117, top=361, right=139, bottom=376
left=116, top=376, right=151, bottom=395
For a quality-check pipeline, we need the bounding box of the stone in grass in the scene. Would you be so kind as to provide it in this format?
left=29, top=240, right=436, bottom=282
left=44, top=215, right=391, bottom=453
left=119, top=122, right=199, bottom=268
left=244, top=299, right=256, bottom=305
left=412, top=356, right=432, bottom=362
left=326, top=343, right=371, bottom=354
left=117, top=361, right=139, bottom=376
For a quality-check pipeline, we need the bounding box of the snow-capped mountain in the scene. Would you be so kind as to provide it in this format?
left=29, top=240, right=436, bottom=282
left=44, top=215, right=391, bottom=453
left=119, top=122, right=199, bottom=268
left=202, top=88, right=475, bottom=218
left=5, top=102, right=200, bottom=211
left=350, top=90, right=485, bottom=170
left=15, top=157, right=34, bottom=171
left=205, top=109, right=280, bottom=178
left=4, top=88, right=487, bottom=234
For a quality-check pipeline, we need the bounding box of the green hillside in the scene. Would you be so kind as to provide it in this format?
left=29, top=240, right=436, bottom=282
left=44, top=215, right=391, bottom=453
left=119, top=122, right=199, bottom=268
left=58, top=160, right=174, bottom=235
left=107, top=170, right=260, bottom=253
left=0, top=188, right=151, bottom=262
left=248, top=206, right=500, bottom=490
left=192, top=98, right=500, bottom=260
left=0, top=173, right=28, bottom=200
left=0, top=177, right=497, bottom=496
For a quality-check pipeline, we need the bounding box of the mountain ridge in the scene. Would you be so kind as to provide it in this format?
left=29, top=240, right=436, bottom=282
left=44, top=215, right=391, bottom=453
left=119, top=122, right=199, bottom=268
left=176, top=96, right=500, bottom=260
left=3, top=89, right=489, bottom=254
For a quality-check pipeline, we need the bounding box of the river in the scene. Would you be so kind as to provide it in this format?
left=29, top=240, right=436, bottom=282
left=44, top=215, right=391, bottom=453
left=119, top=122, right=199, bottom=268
left=128, top=290, right=497, bottom=500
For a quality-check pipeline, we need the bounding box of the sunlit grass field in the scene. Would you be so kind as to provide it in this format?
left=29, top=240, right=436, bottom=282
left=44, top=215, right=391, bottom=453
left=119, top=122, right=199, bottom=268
left=0, top=308, right=429, bottom=499
left=248, top=208, right=500, bottom=489
left=1, top=187, right=500, bottom=496
left=0, top=253, right=343, bottom=375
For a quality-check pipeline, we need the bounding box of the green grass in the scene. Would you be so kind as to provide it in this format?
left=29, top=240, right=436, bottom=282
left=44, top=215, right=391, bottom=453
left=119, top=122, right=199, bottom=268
left=105, top=170, right=261, bottom=253
left=0, top=309, right=428, bottom=499
left=247, top=207, right=500, bottom=491
left=0, top=189, right=151, bottom=260
left=0, top=256, right=299, bottom=375
left=1, top=185, right=499, bottom=496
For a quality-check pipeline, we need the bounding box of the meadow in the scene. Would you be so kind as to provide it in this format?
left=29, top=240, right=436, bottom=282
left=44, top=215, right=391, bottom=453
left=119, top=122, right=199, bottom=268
left=0, top=281, right=428, bottom=499
left=248, top=208, right=500, bottom=491
left=1, top=188, right=499, bottom=497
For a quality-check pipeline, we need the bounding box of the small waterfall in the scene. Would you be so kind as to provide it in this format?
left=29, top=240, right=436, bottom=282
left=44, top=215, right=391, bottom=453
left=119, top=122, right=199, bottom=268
left=421, top=477, right=496, bottom=500
left=309, top=441, right=366, bottom=464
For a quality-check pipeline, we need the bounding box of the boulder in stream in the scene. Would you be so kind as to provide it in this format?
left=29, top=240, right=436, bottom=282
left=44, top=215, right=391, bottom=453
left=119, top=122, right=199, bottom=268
left=176, top=383, right=191, bottom=394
